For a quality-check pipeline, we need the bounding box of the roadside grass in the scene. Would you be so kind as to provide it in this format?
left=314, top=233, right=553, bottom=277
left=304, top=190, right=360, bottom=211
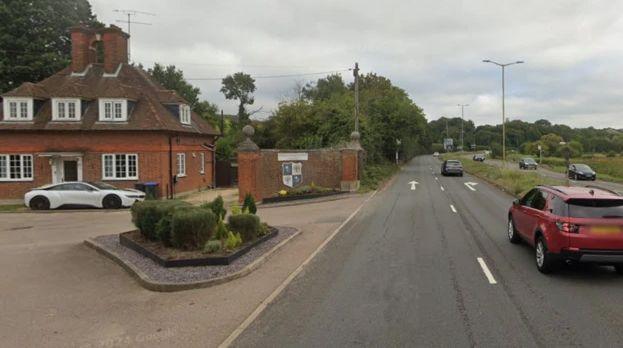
left=360, top=162, right=400, bottom=192
left=0, top=204, right=26, bottom=212
left=441, top=154, right=565, bottom=197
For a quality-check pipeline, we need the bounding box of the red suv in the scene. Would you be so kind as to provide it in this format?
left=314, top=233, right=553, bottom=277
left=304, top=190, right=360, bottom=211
left=508, top=185, right=623, bottom=274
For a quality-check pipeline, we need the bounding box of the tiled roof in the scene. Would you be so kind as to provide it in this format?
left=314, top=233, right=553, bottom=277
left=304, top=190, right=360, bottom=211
left=0, top=64, right=219, bottom=136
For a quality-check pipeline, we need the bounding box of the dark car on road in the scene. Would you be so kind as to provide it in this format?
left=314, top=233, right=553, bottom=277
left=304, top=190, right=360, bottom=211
left=508, top=185, right=623, bottom=274
left=519, top=157, right=538, bottom=170
left=568, top=164, right=596, bottom=181
left=473, top=154, right=485, bottom=162
left=441, top=160, right=463, bottom=176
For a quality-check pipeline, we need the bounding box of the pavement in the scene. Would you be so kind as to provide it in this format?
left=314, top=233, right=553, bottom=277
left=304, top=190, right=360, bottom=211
left=0, top=193, right=369, bottom=347
left=233, top=155, right=623, bottom=347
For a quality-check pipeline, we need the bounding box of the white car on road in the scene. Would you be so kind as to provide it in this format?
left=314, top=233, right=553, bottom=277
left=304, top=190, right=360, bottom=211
left=25, top=182, right=146, bottom=210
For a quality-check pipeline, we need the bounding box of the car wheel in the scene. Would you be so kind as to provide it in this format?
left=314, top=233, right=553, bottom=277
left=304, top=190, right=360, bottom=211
left=508, top=217, right=521, bottom=244
left=29, top=196, right=50, bottom=210
left=102, top=194, right=122, bottom=209
left=535, top=236, right=556, bottom=274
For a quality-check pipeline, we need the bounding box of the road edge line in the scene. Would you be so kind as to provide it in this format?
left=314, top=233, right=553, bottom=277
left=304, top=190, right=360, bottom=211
left=219, top=189, right=378, bottom=348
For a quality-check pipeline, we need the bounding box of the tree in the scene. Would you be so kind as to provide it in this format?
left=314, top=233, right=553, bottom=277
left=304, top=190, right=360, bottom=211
left=148, top=63, right=219, bottom=125
left=540, top=133, right=563, bottom=156
left=302, top=74, right=347, bottom=101
left=220, top=72, right=256, bottom=125
left=0, top=0, right=102, bottom=93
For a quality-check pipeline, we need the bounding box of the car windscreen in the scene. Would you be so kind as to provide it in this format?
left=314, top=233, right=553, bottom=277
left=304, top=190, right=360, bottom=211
left=567, top=199, right=623, bottom=218
left=574, top=164, right=592, bottom=171
left=523, top=158, right=536, bottom=164
left=88, top=182, right=118, bottom=190
left=446, top=160, right=461, bottom=166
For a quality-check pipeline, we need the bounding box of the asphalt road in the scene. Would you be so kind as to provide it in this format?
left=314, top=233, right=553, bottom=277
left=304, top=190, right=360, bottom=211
left=233, top=155, right=623, bottom=347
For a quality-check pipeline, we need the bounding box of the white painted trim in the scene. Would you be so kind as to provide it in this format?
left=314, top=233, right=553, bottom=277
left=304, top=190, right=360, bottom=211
left=2, top=97, right=33, bottom=121
left=70, top=64, right=93, bottom=77
left=177, top=153, right=186, bottom=176
left=101, top=153, right=139, bottom=180
left=102, top=63, right=123, bottom=77
left=179, top=104, right=191, bottom=125
left=51, top=98, right=81, bottom=121
left=0, top=154, right=34, bottom=182
left=98, top=98, right=128, bottom=122
left=199, top=152, right=205, bottom=174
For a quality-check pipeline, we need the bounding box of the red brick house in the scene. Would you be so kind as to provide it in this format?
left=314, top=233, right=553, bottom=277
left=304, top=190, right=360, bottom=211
left=0, top=25, right=219, bottom=200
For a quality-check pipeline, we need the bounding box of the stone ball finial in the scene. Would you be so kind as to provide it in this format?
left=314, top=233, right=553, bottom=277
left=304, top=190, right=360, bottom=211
left=350, top=131, right=360, bottom=141
left=242, top=125, right=255, bottom=138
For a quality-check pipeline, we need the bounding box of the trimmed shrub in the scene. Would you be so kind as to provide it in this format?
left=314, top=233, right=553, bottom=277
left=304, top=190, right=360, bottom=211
left=242, top=193, right=257, bottom=214
left=228, top=213, right=261, bottom=242
left=155, top=215, right=173, bottom=246
left=225, top=231, right=243, bottom=250
left=230, top=205, right=242, bottom=215
left=171, top=207, right=217, bottom=250
left=259, top=222, right=270, bottom=237
left=200, top=195, right=227, bottom=220
left=204, top=240, right=221, bottom=254
left=131, top=200, right=190, bottom=240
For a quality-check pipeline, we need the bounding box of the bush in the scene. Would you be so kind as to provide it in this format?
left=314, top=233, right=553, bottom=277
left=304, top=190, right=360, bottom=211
left=259, top=222, right=270, bottom=237
left=170, top=207, right=217, bottom=250
left=131, top=200, right=190, bottom=240
left=242, top=193, right=257, bottom=214
left=155, top=215, right=173, bottom=246
left=200, top=195, right=226, bottom=220
left=228, top=213, right=261, bottom=242
left=230, top=205, right=242, bottom=215
left=225, top=231, right=243, bottom=250
left=204, top=240, right=221, bottom=254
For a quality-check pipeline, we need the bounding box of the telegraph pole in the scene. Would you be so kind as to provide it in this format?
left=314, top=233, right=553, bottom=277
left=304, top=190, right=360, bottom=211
left=114, top=9, right=155, bottom=61
left=458, top=104, right=469, bottom=152
left=353, top=62, right=360, bottom=133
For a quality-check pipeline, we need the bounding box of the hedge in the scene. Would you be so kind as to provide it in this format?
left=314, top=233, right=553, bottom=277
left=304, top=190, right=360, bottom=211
left=228, top=213, right=261, bottom=242
left=131, top=200, right=190, bottom=240
left=171, top=207, right=217, bottom=250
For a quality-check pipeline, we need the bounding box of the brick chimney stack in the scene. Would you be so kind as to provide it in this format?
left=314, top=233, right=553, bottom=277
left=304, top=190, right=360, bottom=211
left=101, top=25, right=129, bottom=74
left=69, top=26, right=96, bottom=73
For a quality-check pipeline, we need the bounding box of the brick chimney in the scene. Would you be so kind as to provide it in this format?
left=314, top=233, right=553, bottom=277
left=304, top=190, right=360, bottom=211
left=69, top=26, right=96, bottom=73
left=101, top=25, right=129, bottom=74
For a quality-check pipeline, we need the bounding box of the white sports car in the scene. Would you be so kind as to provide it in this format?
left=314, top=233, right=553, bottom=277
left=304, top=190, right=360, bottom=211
left=24, top=182, right=146, bottom=210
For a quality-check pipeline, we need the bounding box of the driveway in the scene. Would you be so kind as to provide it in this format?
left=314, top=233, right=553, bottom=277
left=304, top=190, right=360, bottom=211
left=0, top=194, right=370, bottom=347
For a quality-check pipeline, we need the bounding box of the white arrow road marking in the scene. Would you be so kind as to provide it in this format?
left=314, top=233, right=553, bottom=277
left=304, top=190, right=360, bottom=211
left=464, top=182, right=478, bottom=191
left=477, top=257, right=497, bottom=284
left=409, top=181, right=419, bottom=190
left=450, top=204, right=456, bottom=213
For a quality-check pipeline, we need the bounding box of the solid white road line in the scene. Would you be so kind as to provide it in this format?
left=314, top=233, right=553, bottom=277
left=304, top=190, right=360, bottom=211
left=477, top=257, right=497, bottom=284
left=219, top=190, right=379, bottom=348
left=440, top=186, right=445, bottom=191
left=450, top=204, right=456, bottom=213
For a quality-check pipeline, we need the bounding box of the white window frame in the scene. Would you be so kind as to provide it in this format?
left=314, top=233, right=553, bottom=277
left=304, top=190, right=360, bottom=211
left=98, top=98, right=128, bottom=121
left=177, top=153, right=186, bottom=177
left=179, top=104, right=191, bottom=125
left=0, top=154, right=34, bottom=182
left=200, top=152, right=205, bottom=174
left=52, top=98, right=81, bottom=121
left=3, top=97, right=33, bottom=121
left=101, top=153, right=139, bottom=180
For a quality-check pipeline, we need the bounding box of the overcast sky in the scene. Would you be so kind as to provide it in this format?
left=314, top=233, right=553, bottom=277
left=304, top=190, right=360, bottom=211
left=92, top=0, right=623, bottom=128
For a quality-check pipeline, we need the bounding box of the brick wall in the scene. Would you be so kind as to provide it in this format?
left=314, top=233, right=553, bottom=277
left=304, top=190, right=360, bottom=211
left=0, top=131, right=214, bottom=199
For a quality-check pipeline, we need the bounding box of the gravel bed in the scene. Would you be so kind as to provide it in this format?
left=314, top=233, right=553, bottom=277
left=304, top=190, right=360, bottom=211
left=92, top=226, right=296, bottom=283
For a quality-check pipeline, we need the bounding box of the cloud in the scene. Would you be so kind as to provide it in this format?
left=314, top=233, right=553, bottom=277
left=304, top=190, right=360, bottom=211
left=92, top=0, right=623, bottom=128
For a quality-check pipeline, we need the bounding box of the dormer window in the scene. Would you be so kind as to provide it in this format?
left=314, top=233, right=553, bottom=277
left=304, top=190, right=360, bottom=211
left=99, top=98, right=127, bottom=121
left=179, top=104, right=191, bottom=125
left=3, top=97, right=33, bottom=121
left=52, top=98, right=81, bottom=121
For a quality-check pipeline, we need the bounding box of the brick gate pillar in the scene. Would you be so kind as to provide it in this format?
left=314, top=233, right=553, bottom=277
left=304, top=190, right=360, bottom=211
left=237, top=125, right=261, bottom=202
left=340, top=131, right=363, bottom=192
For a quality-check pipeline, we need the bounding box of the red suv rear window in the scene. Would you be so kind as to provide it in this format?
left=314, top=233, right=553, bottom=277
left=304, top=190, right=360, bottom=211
left=567, top=199, right=623, bottom=219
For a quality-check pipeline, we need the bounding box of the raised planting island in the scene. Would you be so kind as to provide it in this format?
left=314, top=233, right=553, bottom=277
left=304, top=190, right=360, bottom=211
left=262, top=183, right=345, bottom=204
left=122, top=195, right=278, bottom=267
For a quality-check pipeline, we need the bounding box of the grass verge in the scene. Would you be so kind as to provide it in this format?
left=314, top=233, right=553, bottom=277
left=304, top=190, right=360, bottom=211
left=0, top=204, right=26, bottom=212
left=441, top=154, right=565, bottom=197
left=360, top=162, right=400, bottom=192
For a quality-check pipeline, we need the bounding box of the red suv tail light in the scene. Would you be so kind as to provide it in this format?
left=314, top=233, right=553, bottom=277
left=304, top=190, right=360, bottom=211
left=556, top=221, right=579, bottom=233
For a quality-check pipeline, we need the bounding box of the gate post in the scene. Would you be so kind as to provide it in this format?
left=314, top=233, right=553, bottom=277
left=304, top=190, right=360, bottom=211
left=340, top=131, right=363, bottom=192
left=237, top=125, right=261, bottom=202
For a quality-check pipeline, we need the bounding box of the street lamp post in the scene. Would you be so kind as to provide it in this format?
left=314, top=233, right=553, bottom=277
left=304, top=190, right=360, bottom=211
left=482, top=59, right=524, bottom=165
left=457, top=104, right=469, bottom=152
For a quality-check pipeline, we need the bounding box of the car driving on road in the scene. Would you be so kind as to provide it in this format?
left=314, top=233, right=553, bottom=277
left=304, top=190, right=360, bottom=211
left=433, top=152, right=440, bottom=157
left=25, top=182, right=145, bottom=210
left=441, top=160, right=463, bottom=176
left=508, top=185, right=623, bottom=274
left=568, top=163, right=596, bottom=181
left=473, top=154, right=485, bottom=162
left=519, top=157, right=538, bottom=170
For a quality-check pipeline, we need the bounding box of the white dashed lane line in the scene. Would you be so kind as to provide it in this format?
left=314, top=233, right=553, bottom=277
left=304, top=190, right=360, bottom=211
left=477, top=257, right=498, bottom=284
left=450, top=204, right=456, bottom=213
